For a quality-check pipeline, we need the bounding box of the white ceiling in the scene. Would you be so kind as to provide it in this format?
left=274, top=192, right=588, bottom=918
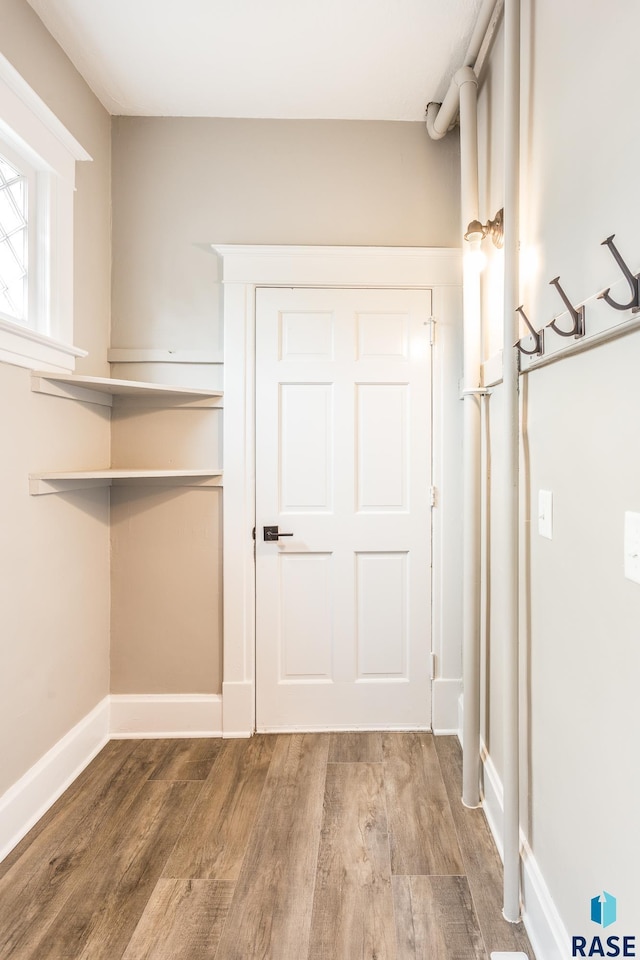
left=26, top=0, right=483, bottom=120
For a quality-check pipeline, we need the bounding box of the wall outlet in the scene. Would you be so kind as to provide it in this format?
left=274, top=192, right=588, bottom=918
left=624, top=512, right=640, bottom=584
left=538, top=490, right=553, bottom=539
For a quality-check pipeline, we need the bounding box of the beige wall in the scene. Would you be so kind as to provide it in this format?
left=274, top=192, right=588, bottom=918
left=110, top=116, right=461, bottom=695
left=0, top=0, right=111, bottom=793
left=110, top=486, right=222, bottom=694
left=111, top=117, right=461, bottom=352
left=478, top=0, right=640, bottom=935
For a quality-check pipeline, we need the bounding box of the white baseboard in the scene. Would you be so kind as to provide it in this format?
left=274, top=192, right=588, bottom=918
left=109, top=694, right=223, bottom=738
left=480, top=743, right=569, bottom=960
left=520, top=837, right=571, bottom=960
left=480, top=744, right=504, bottom=859
left=0, top=696, right=110, bottom=863
left=432, top=678, right=463, bottom=734
left=257, top=724, right=431, bottom=734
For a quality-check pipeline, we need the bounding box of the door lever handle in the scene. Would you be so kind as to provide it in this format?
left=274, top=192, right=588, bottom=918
left=263, top=525, right=294, bottom=542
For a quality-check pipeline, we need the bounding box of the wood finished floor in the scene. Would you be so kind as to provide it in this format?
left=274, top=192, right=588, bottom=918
left=0, top=734, right=535, bottom=959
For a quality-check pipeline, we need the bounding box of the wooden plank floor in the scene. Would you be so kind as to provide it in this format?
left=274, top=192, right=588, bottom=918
left=0, top=734, right=535, bottom=960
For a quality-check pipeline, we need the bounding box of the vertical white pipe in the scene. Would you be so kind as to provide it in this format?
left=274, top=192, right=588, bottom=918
left=457, top=67, right=482, bottom=810
left=502, top=0, right=521, bottom=923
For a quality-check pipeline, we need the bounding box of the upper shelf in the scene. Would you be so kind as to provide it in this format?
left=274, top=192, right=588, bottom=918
left=31, top=371, right=223, bottom=407
left=29, top=468, right=223, bottom=496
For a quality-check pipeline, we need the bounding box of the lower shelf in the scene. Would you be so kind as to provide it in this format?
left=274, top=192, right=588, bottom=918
left=29, top=469, right=223, bottom=496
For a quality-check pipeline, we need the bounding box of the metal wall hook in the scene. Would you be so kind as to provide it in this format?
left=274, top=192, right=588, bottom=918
left=514, top=305, right=544, bottom=356
left=547, top=277, right=585, bottom=338
left=597, top=235, right=640, bottom=313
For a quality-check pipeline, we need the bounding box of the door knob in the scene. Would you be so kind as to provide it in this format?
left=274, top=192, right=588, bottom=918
left=263, top=525, right=294, bottom=542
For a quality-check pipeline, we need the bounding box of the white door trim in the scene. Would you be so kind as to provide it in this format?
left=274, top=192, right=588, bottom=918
left=212, top=245, right=463, bottom=737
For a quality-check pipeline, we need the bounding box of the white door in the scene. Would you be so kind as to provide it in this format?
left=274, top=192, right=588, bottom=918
left=255, top=287, right=432, bottom=731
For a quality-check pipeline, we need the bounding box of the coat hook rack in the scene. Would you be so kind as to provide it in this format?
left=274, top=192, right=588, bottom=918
left=547, top=277, right=585, bottom=339
left=514, top=305, right=544, bottom=356
left=597, top=235, right=640, bottom=313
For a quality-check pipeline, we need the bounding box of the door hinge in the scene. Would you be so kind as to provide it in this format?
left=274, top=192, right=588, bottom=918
left=252, top=526, right=256, bottom=540
left=430, top=652, right=437, bottom=680
left=430, top=485, right=437, bottom=508
left=428, top=317, right=436, bottom=345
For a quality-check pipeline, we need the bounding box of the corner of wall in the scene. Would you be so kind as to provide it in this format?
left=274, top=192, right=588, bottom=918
left=0, top=691, right=230, bottom=864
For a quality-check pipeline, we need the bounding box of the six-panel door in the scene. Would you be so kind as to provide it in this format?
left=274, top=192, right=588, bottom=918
left=255, top=287, right=432, bottom=730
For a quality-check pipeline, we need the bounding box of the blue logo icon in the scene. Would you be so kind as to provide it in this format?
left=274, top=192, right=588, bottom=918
left=591, top=892, right=617, bottom=928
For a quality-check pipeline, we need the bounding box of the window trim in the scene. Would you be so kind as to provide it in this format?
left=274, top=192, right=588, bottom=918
left=0, top=53, right=91, bottom=372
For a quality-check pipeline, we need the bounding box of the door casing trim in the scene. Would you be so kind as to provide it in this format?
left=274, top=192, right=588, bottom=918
left=212, top=245, right=462, bottom=736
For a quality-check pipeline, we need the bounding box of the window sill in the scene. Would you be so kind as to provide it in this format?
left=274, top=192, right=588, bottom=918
left=0, top=317, right=87, bottom=373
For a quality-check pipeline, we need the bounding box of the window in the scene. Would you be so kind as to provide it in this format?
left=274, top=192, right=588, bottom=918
left=0, top=148, right=29, bottom=325
left=0, top=53, right=91, bottom=372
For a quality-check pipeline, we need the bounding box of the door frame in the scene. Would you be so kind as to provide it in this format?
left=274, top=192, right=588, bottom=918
left=212, top=245, right=463, bottom=737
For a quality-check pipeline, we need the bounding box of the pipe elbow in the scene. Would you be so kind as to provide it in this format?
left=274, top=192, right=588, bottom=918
left=426, top=66, right=476, bottom=140
left=425, top=101, right=447, bottom=140
left=454, top=65, right=478, bottom=89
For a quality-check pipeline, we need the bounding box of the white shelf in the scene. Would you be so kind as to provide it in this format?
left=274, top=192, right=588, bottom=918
left=30, top=373, right=223, bottom=495
left=29, top=469, right=223, bottom=496
left=31, top=371, right=223, bottom=407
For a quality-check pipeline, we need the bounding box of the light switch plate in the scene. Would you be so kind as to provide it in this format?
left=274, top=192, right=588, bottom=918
left=624, top=511, right=640, bottom=584
left=538, top=490, right=553, bottom=539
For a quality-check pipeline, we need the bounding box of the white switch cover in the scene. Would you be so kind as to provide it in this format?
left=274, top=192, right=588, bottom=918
left=624, top=512, right=640, bottom=584
left=538, top=490, right=553, bottom=539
